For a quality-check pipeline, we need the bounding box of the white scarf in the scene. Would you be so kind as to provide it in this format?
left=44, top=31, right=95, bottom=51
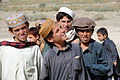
left=66, top=28, right=76, bottom=42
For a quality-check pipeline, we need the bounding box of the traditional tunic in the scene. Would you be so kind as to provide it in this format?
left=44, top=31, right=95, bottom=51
left=0, top=41, right=43, bottom=80
left=40, top=43, right=91, bottom=80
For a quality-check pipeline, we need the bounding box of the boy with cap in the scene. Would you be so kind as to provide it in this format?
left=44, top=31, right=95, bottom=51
left=56, top=7, right=79, bottom=43
left=39, top=18, right=91, bottom=80
left=97, top=27, right=120, bottom=80
left=35, top=20, right=50, bottom=55
left=0, top=13, right=43, bottom=80
left=72, top=17, right=110, bottom=80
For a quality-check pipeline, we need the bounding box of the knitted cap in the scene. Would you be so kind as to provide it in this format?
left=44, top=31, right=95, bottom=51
left=39, top=18, right=54, bottom=39
left=5, top=13, right=27, bottom=27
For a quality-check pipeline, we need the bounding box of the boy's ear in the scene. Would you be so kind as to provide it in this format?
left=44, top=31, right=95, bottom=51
left=8, top=29, right=14, bottom=35
left=104, top=34, right=107, bottom=38
left=36, top=35, right=39, bottom=40
left=47, top=36, right=53, bottom=43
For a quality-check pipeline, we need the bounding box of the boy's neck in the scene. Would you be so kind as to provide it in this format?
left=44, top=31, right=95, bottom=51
left=104, top=37, right=108, bottom=41
left=81, top=42, right=89, bottom=52
left=54, top=41, right=66, bottom=50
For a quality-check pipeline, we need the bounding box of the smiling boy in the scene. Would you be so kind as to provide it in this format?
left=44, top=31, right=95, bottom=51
left=72, top=17, right=110, bottom=80
left=0, top=13, right=43, bottom=80
left=39, top=18, right=91, bottom=80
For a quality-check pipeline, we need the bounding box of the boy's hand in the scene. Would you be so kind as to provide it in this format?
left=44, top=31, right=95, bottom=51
left=113, top=61, right=117, bottom=66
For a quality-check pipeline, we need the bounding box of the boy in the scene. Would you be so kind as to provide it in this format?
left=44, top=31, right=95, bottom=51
left=97, top=27, right=120, bottom=80
left=56, top=7, right=79, bottom=43
left=34, top=20, right=50, bottom=55
left=27, top=27, right=45, bottom=54
left=0, top=13, right=43, bottom=80
left=72, top=18, right=110, bottom=80
left=39, top=18, right=91, bottom=80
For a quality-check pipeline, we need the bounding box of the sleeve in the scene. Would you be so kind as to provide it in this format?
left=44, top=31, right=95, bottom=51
left=79, top=56, right=91, bottom=80
left=0, top=47, right=2, bottom=80
left=105, top=41, right=118, bottom=62
left=90, top=45, right=110, bottom=76
left=35, top=46, right=43, bottom=79
left=39, top=54, right=50, bottom=80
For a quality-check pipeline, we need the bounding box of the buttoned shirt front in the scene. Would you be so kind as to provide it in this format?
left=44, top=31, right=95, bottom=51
left=40, top=43, right=91, bottom=80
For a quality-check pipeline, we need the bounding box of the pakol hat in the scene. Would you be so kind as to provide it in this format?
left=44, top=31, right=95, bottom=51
left=39, top=18, right=54, bottom=39
left=58, top=7, right=75, bottom=19
left=72, top=17, right=96, bottom=30
left=5, top=13, right=27, bottom=27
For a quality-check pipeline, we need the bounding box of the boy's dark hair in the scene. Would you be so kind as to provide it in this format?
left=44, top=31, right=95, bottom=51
left=28, top=27, right=40, bottom=37
left=8, top=21, right=29, bottom=32
left=56, top=12, right=73, bottom=22
left=97, top=27, right=108, bottom=37
left=44, top=30, right=54, bottom=48
left=75, top=28, right=94, bottom=33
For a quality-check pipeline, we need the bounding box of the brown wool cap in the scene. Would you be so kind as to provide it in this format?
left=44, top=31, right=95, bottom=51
left=72, top=17, right=96, bottom=30
left=39, top=18, right=54, bottom=39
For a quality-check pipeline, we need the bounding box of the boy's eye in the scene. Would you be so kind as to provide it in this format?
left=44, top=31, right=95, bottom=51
left=61, top=20, right=71, bottom=23
left=67, top=21, right=71, bottom=23
left=61, top=21, right=66, bottom=23
left=79, top=30, right=84, bottom=32
left=14, top=26, right=27, bottom=32
left=56, top=29, right=59, bottom=33
left=78, top=30, right=91, bottom=32
left=21, top=26, right=26, bottom=30
left=14, top=29, right=20, bottom=32
left=60, top=26, right=62, bottom=29
left=86, top=30, right=91, bottom=32
left=29, top=36, right=32, bottom=38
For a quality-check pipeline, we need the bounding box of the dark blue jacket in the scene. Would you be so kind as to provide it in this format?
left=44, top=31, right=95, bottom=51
left=80, top=39, right=110, bottom=80
left=103, top=37, right=120, bottom=76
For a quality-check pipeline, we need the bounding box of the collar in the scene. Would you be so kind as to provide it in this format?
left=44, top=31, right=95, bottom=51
left=53, top=42, right=72, bottom=55
left=80, top=39, right=95, bottom=53
left=104, top=37, right=109, bottom=42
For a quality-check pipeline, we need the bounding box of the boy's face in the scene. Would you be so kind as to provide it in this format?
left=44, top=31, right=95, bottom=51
left=10, top=23, right=29, bottom=42
left=58, top=16, right=72, bottom=33
left=97, top=33, right=106, bottom=42
left=52, top=23, right=67, bottom=44
left=27, top=34, right=37, bottom=43
left=77, top=29, right=93, bottom=44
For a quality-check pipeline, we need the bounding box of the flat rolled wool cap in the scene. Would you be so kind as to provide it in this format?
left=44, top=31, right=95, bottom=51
left=5, top=13, right=27, bottom=27
left=72, top=17, right=96, bottom=30
left=58, top=7, right=75, bottom=19
left=39, top=18, right=54, bottom=39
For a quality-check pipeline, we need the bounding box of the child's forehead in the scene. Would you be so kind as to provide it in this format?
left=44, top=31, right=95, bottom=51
left=53, top=23, right=60, bottom=30
left=97, top=32, right=102, bottom=34
left=97, top=33, right=104, bottom=36
left=28, top=34, right=34, bottom=36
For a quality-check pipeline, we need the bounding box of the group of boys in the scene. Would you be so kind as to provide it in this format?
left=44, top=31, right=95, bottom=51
left=0, top=7, right=119, bottom=80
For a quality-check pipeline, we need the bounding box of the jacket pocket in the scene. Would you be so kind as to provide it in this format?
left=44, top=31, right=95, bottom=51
left=73, top=56, right=82, bottom=71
